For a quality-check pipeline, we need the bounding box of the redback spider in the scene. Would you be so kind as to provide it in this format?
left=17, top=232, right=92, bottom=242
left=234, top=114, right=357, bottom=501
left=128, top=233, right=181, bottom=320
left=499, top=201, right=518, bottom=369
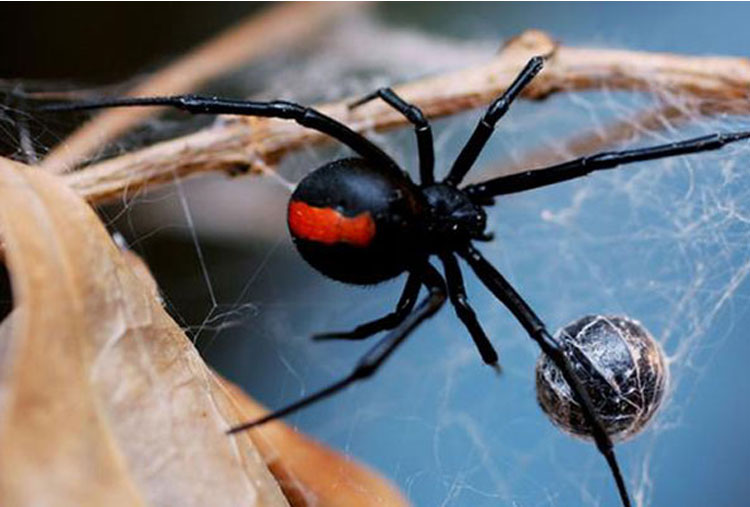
left=42, top=56, right=750, bottom=507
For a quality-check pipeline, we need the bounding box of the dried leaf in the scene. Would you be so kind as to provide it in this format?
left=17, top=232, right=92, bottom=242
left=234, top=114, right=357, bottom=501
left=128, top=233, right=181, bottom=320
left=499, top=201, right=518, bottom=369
left=219, top=378, right=409, bottom=507
left=0, top=157, right=411, bottom=507
left=0, top=158, right=288, bottom=506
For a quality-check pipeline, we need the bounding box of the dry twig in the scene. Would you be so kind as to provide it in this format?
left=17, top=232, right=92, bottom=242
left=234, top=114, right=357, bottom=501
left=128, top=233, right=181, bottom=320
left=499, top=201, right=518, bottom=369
left=59, top=30, right=750, bottom=205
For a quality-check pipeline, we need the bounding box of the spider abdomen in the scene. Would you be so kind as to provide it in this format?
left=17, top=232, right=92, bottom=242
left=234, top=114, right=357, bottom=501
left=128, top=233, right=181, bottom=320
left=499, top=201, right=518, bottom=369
left=288, top=201, right=376, bottom=248
left=288, top=157, right=425, bottom=284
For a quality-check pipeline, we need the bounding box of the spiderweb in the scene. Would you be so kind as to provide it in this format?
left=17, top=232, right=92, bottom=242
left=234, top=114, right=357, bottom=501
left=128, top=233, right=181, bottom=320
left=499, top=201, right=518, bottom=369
left=6, top=6, right=750, bottom=506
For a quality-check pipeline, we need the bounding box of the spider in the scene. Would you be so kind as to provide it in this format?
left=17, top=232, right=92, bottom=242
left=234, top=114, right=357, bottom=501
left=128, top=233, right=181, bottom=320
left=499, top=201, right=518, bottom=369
left=43, top=56, right=750, bottom=507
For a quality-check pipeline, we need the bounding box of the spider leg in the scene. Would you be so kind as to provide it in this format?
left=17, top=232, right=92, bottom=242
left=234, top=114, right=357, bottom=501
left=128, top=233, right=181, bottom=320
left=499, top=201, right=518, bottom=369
left=465, top=130, right=750, bottom=200
left=227, top=264, right=446, bottom=434
left=459, top=243, right=631, bottom=507
left=439, top=252, right=499, bottom=367
left=312, top=271, right=421, bottom=341
left=444, top=56, right=545, bottom=187
left=40, top=95, right=400, bottom=172
left=349, top=87, right=435, bottom=185
left=474, top=231, right=495, bottom=242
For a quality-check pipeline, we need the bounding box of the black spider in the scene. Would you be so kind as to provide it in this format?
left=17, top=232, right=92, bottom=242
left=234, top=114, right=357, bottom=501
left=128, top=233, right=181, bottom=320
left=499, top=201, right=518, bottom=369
left=43, top=56, right=750, bottom=507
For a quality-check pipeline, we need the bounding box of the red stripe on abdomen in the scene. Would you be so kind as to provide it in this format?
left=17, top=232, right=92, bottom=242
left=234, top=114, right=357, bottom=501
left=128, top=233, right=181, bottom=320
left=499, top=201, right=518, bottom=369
left=288, top=200, right=376, bottom=248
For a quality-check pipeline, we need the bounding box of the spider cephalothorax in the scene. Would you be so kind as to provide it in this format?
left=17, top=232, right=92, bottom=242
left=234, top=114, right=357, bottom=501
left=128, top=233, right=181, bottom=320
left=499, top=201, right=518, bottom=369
left=42, top=55, right=750, bottom=507
left=421, top=182, right=488, bottom=246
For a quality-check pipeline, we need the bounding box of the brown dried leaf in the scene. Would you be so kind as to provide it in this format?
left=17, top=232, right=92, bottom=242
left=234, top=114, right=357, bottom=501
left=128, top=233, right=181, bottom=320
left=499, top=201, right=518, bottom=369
left=218, top=378, right=409, bottom=507
left=0, top=158, right=289, bottom=506
left=0, top=157, right=411, bottom=507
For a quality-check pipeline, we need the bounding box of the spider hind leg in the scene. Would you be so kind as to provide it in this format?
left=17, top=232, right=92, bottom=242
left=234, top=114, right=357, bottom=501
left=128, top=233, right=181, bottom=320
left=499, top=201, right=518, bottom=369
left=40, top=94, right=400, bottom=172
left=227, top=264, right=446, bottom=434
left=313, top=272, right=421, bottom=341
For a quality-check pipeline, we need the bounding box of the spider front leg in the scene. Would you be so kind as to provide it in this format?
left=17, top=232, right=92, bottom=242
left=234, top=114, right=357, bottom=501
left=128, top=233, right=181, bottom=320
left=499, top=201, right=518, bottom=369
left=459, top=244, right=631, bottom=507
left=227, top=264, right=446, bottom=434
left=349, top=87, right=435, bottom=185
left=439, top=253, right=499, bottom=368
left=313, top=272, right=421, bottom=341
left=465, top=131, right=750, bottom=199
left=444, top=56, right=545, bottom=186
